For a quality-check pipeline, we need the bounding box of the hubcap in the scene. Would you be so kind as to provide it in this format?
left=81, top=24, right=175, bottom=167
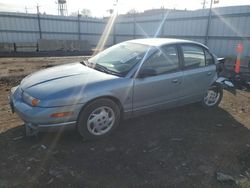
left=87, top=106, right=115, bottom=136
left=204, top=89, right=220, bottom=106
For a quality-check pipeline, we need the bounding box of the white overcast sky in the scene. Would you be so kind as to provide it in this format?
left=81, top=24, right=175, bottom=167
left=0, top=0, right=249, bottom=17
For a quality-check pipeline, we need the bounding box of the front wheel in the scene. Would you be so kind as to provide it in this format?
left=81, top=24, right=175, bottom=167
left=77, top=98, right=121, bottom=140
left=202, top=84, right=223, bottom=108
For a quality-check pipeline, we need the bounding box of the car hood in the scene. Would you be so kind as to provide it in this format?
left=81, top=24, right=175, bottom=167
left=20, top=63, right=118, bottom=104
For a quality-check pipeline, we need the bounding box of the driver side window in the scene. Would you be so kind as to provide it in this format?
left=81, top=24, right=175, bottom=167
left=142, top=45, right=179, bottom=75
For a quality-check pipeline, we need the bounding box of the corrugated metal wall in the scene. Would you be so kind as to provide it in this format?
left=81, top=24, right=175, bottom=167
left=0, top=5, right=250, bottom=57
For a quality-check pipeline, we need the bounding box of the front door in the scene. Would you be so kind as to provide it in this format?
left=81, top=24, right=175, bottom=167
left=133, top=45, right=183, bottom=114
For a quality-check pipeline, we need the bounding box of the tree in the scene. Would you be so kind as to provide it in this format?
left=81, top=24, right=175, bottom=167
left=127, top=9, right=137, bottom=14
left=81, top=9, right=92, bottom=17
left=70, top=11, right=79, bottom=16
left=70, top=9, right=92, bottom=17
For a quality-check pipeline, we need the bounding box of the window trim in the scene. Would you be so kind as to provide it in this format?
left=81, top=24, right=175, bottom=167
left=138, top=44, right=181, bottom=77
left=204, top=48, right=215, bottom=66
left=179, top=43, right=207, bottom=70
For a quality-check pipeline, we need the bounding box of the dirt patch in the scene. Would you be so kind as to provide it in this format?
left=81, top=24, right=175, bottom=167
left=0, top=57, right=250, bottom=188
left=0, top=56, right=84, bottom=78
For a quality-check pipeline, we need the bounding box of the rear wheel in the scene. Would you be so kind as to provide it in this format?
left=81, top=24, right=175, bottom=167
left=202, top=84, right=223, bottom=108
left=77, top=98, right=121, bottom=140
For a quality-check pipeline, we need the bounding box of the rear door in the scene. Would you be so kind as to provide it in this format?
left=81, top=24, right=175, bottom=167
left=179, top=44, right=217, bottom=103
left=133, top=45, right=183, bottom=113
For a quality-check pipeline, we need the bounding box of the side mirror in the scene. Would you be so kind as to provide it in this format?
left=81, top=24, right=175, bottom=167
left=138, top=68, right=157, bottom=78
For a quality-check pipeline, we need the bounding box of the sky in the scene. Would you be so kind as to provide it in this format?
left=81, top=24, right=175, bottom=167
left=0, top=0, right=250, bottom=17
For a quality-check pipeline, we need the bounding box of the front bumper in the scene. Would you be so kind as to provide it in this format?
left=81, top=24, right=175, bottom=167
left=9, top=86, right=82, bottom=134
left=25, top=121, right=76, bottom=136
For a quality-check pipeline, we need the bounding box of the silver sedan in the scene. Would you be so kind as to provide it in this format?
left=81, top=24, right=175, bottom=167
left=9, top=38, right=224, bottom=139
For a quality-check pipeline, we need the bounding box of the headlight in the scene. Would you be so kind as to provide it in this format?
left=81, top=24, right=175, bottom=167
left=22, top=92, right=40, bottom=107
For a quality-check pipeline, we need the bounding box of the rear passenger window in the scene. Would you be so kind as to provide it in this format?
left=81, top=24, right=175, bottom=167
left=205, top=50, right=214, bottom=65
left=182, top=45, right=205, bottom=69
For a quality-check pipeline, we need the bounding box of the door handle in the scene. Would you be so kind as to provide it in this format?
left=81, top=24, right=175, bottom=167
left=172, top=79, right=179, bottom=83
left=207, top=72, right=212, bottom=76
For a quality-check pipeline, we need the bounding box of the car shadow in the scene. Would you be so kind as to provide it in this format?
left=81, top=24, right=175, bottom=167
left=0, top=104, right=250, bottom=188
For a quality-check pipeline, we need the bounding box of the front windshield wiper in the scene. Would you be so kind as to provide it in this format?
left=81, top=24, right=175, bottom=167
left=81, top=60, right=122, bottom=77
left=94, top=63, right=122, bottom=77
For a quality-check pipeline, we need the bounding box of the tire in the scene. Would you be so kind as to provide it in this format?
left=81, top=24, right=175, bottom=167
left=201, top=84, right=223, bottom=108
left=77, top=98, right=121, bottom=140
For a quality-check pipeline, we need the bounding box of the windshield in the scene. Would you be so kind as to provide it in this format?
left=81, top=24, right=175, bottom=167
left=88, top=42, right=151, bottom=76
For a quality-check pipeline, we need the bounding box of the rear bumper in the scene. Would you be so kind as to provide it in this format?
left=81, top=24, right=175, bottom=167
left=9, top=86, right=82, bottom=133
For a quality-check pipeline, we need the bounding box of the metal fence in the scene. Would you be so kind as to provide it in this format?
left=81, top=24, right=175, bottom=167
left=0, top=5, right=250, bottom=57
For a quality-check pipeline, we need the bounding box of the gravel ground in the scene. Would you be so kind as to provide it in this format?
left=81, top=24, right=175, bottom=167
left=0, top=57, right=249, bottom=188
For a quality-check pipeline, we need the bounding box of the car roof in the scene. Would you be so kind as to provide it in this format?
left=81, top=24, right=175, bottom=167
left=127, top=38, right=208, bottom=49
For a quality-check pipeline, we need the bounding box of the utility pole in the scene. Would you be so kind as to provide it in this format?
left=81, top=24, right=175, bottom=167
left=133, top=11, right=136, bottom=39
left=77, top=10, right=81, bottom=40
left=202, top=0, right=207, bottom=9
left=36, top=4, right=40, bottom=14
left=113, top=0, right=118, bottom=45
left=25, top=6, right=28, bottom=14
left=205, top=0, right=213, bottom=45
left=36, top=4, right=42, bottom=39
